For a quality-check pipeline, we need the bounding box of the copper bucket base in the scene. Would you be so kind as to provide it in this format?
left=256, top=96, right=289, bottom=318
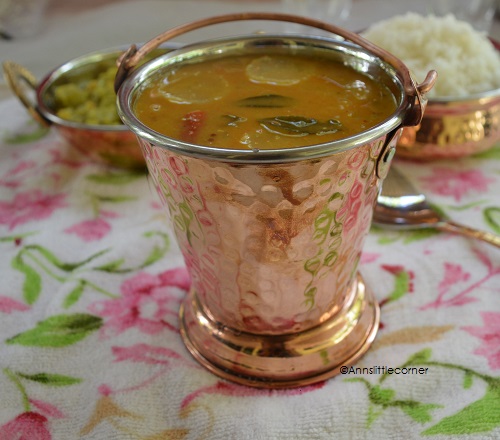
left=179, top=272, right=379, bottom=389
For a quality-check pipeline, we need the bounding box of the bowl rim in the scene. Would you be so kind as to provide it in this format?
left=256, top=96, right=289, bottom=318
left=35, top=42, right=181, bottom=131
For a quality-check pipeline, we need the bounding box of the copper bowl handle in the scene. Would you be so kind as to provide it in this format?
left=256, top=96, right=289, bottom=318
left=3, top=61, right=49, bottom=127
left=114, top=12, right=437, bottom=127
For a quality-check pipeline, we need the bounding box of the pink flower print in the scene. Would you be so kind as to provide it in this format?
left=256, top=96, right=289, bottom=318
left=151, top=201, right=163, bottom=211
left=88, top=268, right=190, bottom=338
left=112, top=343, right=184, bottom=365
left=64, top=218, right=111, bottom=242
left=420, top=168, right=495, bottom=202
left=0, top=295, right=30, bottom=313
left=0, top=412, right=51, bottom=440
left=181, top=380, right=326, bottom=410
left=0, top=160, right=36, bottom=189
left=8, top=160, right=37, bottom=175
left=420, top=262, right=474, bottom=310
left=0, top=190, right=66, bottom=230
left=48, top=148, right=84, bottom=168
left=29, top=399, right=65, bottom=419
left=361, top=252, right=380, bottom=264
left=463, top=312, right=500, bottom=370
left=157, top=268, right=191, bottom=291
left=100, top=210, right=119, bottom=219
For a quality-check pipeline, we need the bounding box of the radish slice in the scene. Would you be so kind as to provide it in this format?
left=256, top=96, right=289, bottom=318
left=159, top=70, right=229, bottom=104
left=245, top=56, right=314, bottom=85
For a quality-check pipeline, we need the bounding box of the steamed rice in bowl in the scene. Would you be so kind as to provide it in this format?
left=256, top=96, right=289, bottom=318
left=363, top=13, right=500, bottom=98
left=362, top=13, right=500, bottom=160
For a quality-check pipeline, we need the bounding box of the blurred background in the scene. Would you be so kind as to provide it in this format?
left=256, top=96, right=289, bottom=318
left=1, top=0, right=499, bottom=100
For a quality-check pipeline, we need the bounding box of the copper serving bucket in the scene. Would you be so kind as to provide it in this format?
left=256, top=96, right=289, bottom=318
left=116, top=13, right=436, bottom=388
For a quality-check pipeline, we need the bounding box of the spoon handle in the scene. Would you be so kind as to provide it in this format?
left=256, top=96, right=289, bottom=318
left=439, top=221, right=500, bottom=248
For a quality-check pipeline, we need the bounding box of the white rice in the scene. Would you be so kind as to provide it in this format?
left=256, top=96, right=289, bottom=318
left=362, top=13, right=500, bottom=98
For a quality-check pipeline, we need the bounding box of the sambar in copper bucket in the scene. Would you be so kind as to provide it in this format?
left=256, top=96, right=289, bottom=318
left=116, top=13, right=436, bottom=388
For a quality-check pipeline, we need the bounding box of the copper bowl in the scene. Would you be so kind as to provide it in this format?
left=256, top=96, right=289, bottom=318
left=3, top=44, right=178, bottom=170
left=396, top=39, right=500, bottom=161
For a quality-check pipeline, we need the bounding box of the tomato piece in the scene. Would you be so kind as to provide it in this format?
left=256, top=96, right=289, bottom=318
left=180, top=110, right=206, bottom=143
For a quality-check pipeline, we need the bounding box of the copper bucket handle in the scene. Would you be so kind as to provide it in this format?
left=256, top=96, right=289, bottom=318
left=3, top=61, right=49, bottom=127
left=115, top=12, right=436, bottom=127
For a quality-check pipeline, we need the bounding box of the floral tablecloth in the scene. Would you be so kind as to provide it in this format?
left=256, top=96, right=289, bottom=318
left=1, top=95, right=500, bottom=439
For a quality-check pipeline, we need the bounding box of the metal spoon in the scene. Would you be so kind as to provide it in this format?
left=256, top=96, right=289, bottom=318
left=373, top=166, right=500, bottom=248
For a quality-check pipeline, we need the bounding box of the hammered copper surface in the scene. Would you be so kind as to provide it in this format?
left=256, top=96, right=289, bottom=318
left=397, top=91, right=500, bottom=160
left=57, top=125, right=145, bottom=170
left=180, top=273, right=379, bottom=388
left=138, top=135, right=386, bottom=386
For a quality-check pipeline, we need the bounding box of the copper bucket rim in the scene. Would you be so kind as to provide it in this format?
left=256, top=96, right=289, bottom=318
left=116, top=12, right=437, bottom=164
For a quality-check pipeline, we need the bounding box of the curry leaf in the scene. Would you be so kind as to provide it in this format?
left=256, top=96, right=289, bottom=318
left=11, top=254, right=41, bottom=305
left=259, top=116, right=342, bottom=137
left=237, top=94, right=294, bottom=108
left=16, top=372, right=82, bottom=386
left=222, top=114, right=247, bottom=127
left=6, top=313, right=102, bottom=347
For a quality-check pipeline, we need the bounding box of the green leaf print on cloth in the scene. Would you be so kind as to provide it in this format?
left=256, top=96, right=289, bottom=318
left=345, top=377, right=442, bottom=427
left=10, top=231, right=171, bottom=308
left=484, top=207, right=500, bottom=234
left=371, top=226, right=439, bottom=245
left=15, top=372, right=83, bottom=387
left=473, top=144, right=500, bottom=159
left=6, top=313, right=102, bottom=347
left=348, top=348, right=500, bottom=435
left=11, top=252, right=42, bottom=305
left=423, top=385, right=500, bottom=435
left=3, top=124, right=50, bottom=144
left=85, top=171, right=144, bottom=185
